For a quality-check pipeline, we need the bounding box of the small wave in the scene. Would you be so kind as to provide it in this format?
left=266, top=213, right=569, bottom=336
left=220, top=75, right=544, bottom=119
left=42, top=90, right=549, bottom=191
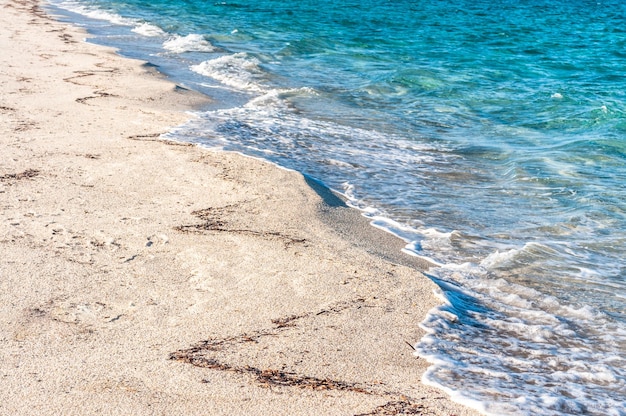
left=243, top=87, right=317, bottom=111
left=243, top=89, right=290, bottom=112
left=163, top=34, right=216, bottom=53
left=191, top=53, right=266, bottom=92
left=132, top=22, right=166, bottom=37
left=480, top=242, right=558, bottom=270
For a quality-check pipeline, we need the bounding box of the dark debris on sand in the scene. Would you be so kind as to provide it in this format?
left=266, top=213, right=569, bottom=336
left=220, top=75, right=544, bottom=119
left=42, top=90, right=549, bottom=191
left=0, top=169, right=40, bottom=182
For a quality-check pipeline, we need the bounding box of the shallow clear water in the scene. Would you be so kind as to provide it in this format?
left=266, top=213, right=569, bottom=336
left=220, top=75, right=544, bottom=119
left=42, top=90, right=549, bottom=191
left=48, top=0, right=626, bottom=414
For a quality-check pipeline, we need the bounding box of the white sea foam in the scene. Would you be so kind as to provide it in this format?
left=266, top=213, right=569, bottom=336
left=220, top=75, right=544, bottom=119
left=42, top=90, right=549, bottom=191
left=163, top=34, right=216, bottom=53
left=132, top=22, right=166, bottom=37
left=53, top=0, right=137, bottom=26
left=368, top=216, right=421, bottom=243
left=480, top=247, right=521, bottom=269
left=243, top=87, right=317, bottom=111
left=417, top=258, right=626, bottom=415
left=244, top=89, right=289, bottom=111
left=191, top=53, right=266, bottom=92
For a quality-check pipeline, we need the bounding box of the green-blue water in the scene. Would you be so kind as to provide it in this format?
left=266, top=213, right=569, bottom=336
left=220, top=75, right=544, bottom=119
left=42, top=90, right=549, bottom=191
left=49, top=0, right=626, bottom=414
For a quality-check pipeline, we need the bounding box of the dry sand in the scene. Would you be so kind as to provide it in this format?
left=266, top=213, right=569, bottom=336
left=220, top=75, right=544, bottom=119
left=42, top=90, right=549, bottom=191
left=0, top=0, right=479, bottom=414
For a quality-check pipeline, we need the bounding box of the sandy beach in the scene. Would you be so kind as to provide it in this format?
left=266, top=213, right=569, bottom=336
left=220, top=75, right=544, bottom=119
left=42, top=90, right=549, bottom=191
left=0, top=0, right=478, bottom=414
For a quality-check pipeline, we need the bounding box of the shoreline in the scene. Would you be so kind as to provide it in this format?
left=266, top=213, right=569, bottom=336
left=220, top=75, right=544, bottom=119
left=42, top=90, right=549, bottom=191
left=1, top=0, right=478, bottom=414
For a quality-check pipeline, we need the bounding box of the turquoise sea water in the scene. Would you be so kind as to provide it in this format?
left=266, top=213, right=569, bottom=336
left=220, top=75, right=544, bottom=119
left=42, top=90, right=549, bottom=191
left=48, top=0, right=625, bottom=414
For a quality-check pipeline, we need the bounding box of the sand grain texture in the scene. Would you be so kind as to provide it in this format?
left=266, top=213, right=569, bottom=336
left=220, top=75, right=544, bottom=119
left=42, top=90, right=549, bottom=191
left=0, top=1, right=478, bottom=414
